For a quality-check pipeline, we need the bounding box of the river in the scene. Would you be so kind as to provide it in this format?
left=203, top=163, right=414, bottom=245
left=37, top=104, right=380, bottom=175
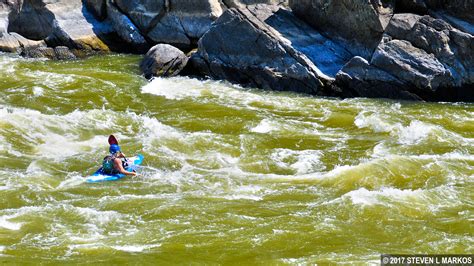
left=0, top=53, right=472, bottom=264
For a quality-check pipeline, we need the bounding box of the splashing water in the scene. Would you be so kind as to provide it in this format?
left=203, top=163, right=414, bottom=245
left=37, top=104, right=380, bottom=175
left=0, top=53, right=472, bottom=263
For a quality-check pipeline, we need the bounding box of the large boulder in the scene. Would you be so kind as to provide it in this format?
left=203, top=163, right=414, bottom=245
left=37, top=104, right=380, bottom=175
left=111, top=0, right=289, bottom=50
left=0, top=32, right=45, bottom=53
left=0, top=0, right=115, bottom=55
left=21, top=45, right=76, bottom=59
left=385, top=14, right=474, bottom=86
left=140, top=44, right=188, bottom=79
left=113, top=0, right=224, bottom=50
left=114, top=0, right=165, bottom=33
left=399, top=1, right=472, bottom=30
left=371, top=39, right=454, bottom=91
left=335, top=56, right=421, bottom=100
left=289, top=0, right=394, bottom=58
left=193, top=5, right=352, bottom=94
left=0, top=1, right=46, bottom=53
left=334, top=13, right=474, bottom=101
left=106, top=0, right=149, bottom=53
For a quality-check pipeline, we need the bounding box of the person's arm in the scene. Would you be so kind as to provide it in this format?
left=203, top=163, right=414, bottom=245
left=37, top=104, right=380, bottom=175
left=114, top=158, right=137, bottom=176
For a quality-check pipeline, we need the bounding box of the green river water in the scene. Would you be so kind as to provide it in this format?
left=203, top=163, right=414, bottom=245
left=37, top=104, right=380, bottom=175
left=0, top=53, right=472, bottom=264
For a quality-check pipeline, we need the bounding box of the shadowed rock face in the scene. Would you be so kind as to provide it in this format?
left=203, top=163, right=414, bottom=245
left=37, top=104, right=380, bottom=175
left=106, top=1, right=149, bottom=53
left=109, top=0, right=289, bottom=50
left=0, top=0, right=289, bottom=56
left=192, top=5, right=352, bottom=94
left=335, top=11, right=474, bottom=101
left=8, top=0, right=55, bottom=40
left=290, top=0, right=395, bottom=58
left=114, top=0, right=165, bottom=33
left=84, top=0, right=106, bottom=20
left=372, top=39, right=454, bottom=90
left=335, top=56, right=422, bottom=100
left=0, top=0, right=115, bottom=54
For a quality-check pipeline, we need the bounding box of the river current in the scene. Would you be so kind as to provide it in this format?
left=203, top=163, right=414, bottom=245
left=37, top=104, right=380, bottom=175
left=0, top=53, right=472, bottom=264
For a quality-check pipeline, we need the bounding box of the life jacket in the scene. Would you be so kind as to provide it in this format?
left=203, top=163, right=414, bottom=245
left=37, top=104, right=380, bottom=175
left=102, top=155, right=128, bottom=174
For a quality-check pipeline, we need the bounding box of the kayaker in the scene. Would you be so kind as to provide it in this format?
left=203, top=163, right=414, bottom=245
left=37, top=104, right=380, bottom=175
left=102, top=144, right=137, bottom=176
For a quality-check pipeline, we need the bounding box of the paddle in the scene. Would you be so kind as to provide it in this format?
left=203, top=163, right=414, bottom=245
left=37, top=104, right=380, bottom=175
left=108, top=135, right=119, bottom=145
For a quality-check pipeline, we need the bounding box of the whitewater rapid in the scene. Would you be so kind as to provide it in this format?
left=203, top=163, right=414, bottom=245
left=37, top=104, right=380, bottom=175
left=0, top=54, right=472, bottom=263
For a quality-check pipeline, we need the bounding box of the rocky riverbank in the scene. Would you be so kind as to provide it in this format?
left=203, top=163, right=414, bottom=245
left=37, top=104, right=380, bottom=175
left=0, top=0, right=472, bottom=102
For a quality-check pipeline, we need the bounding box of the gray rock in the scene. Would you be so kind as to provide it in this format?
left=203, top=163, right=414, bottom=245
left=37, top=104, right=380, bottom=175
left=194, top=5, right=351, bottom=94
left=335, top=56, right=421, bottom=100
left=0, top=0, right=117, bottom=55
left=371, top=40, right=454, bottom=92
left=147, top=1, right=224, bottom=49
left=387, top=14, right=474, bottom=86
left=7, top=0, right=115, bottom=52
left=431, top=11, right=474, bottom=36
left=42, top=0, right=115, bottom=52
left=106, top=1, right=149, bottom=53
left=7, top=0, right=56, bottom=40
left=0, top=2, right=10, bottom=32
left=0, top=32, right=46, bottom=53
left=114, top=0, right=165, bottom=33
left=140, top=44, right=188, bottom=79
left=22, top=46, right=56, bottom=59
left=111, top=0, right=225, bottom=50
left=385, top=13, right=423, bottom=38
left=289, top=0, right=395, bottom=58
left=54, top=46, right=76, bottom=60
left=335, top=13, right=473, bottom=101
left=0, top=2, right=46, bottom=53
left=21, top=45, right=76, bottom=59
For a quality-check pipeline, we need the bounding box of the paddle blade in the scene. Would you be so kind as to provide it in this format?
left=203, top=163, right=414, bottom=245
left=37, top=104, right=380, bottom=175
left=108, top=135, right=118, bottom=145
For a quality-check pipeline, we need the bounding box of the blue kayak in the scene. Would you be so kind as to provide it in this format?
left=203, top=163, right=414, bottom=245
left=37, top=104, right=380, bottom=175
left=86, top=154, right=144, bottom=183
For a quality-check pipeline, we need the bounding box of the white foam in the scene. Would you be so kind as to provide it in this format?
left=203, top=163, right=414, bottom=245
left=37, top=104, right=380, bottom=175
left=0, top=214, right=23, bottom=230
left=140, top=76, right=330, bottom=115
left=56, top=175, right=86, bottom=189
left=75, top=207, right=123, bottom=225
left=67, top=243, right=103, bottom=251
left=354, top=111, right=398, bottom=133
left=36, top=134, right=105, bottom=159
left=32, top=86, right=44, bottom=96
left=138, top=115, right=182, bottom=140
left=111, top=244, right=161, bottom=252
left=398, top=120, right=436, bottom=145
left=0, top=54, right=18, bottom=73
left=0, top=106, right=119, bottom=159
left=219, top=185, right=266, bottom=201
left=271, top=149, right=323, bottom=174
left=25, top=70, right=76, bottom=89
left=97, top=194, right=163, bottom=203
left=141, top=77, right=205, bottom=100
left=251, top=119, right=278, bottom=133
left=354, top=109, right=468, bottom=146
left=323, top=164, right=357, bottom=179
left=343, top=187, right=425, bottom=206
